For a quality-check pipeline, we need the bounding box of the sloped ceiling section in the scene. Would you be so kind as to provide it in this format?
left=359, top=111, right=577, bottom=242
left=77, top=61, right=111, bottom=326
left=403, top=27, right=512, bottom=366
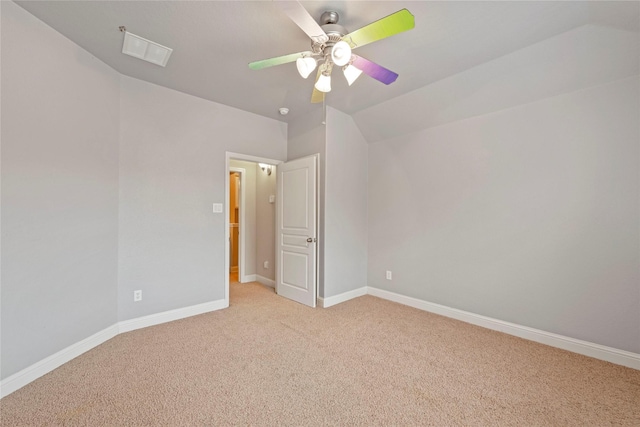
left=14, top=1, right=640, bottom=142
left=354, top=24, right=640, bottom=143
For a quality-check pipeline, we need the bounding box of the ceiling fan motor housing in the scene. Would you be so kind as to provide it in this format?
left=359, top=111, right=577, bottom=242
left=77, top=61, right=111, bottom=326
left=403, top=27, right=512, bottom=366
left=314, top=11, right=347, bottom=56
left=322, top=24, right=347, bottom=40
left=320, top=10, right=339, bottom=25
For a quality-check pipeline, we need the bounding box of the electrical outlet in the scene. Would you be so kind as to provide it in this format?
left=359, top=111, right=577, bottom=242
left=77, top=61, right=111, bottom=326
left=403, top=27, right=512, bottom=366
left=386, top=271, right=392, bottom=280
left=134, top=290, right=142, bottom=302
left=264, top=261, right=269, bottom=269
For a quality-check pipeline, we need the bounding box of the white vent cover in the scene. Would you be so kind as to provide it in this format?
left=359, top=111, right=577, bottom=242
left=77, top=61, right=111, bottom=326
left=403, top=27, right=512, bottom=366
left=122, top=32, right=172, bottom=67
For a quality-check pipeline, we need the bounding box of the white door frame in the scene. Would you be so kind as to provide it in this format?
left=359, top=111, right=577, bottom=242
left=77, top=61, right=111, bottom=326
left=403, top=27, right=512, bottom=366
left=229, top=167, right=245, bottom=279
left=225, top=152, right=282, bottom=306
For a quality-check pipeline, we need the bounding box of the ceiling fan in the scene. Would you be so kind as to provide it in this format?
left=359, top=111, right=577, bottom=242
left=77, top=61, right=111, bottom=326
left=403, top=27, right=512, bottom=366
left=249, top=1, right=415, bottom=103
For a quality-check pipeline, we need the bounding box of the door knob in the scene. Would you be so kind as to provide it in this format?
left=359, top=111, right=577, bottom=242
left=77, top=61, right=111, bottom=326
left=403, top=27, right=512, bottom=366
left=307, top=237, right=313, bottom=242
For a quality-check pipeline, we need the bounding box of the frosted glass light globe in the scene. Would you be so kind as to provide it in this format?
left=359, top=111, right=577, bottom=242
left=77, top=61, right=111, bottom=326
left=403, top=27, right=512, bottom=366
left=331, top=41, right=351, bottom=67
left=315, top=74, right=332, bottom=93
left=296, top=57, right=317, bottom=79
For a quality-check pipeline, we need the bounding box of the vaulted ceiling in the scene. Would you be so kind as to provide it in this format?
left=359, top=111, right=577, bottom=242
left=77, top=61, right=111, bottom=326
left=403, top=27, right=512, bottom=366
left=14, top=1, right=640, bottom=142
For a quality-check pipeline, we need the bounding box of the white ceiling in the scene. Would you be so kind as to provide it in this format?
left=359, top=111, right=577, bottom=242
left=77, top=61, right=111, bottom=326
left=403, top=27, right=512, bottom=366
left=14, top=1, right=640, bottom=141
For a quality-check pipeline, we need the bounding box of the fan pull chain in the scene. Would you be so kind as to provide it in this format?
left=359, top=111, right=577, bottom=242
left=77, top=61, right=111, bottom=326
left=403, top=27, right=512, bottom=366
left=322, top=95, right=326, bottom=125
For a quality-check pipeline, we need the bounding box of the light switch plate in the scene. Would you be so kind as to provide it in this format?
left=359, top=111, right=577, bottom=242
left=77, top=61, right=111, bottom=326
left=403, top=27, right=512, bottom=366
left=212, top=203, right=223, bottom=213
left=269, top=195, right=275, bottom=204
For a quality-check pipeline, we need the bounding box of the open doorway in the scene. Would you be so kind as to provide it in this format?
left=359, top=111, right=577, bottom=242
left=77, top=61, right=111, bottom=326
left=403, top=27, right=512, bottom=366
left=225, top=153, right=281, bottom=304
left=228, top=168, right=243, bottom=284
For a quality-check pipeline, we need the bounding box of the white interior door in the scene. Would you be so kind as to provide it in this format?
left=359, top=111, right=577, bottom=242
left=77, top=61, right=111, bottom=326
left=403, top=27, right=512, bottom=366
left=276, top=155, right=318, bottom=307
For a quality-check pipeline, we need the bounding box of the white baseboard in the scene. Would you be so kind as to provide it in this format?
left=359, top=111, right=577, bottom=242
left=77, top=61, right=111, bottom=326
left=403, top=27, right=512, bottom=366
left=118, top=299, right=227, bottom=333
left=241, top=274, right=257, bottom=284
left=0, top=324, right=119, bottom=399
left=1, top=299, right=227, bottom=399
left=4, top=289, right=637, bottom=401
left=256, top=275, right=275, bottom=288
left=367, top=287, right=640, bottom=370
left=319, top=287, right=368, bottom=308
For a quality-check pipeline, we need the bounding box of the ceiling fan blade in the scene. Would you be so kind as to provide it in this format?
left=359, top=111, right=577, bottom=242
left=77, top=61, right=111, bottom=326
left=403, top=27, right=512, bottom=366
left=311, top=68, right=324, bottom=103
left=341, top=9, right=415, bottom=49
left=249, top=51, right=313, bottom=70
left=277, top=1, right=328, bottom=44
left=352, top=55, right=399, bottom=85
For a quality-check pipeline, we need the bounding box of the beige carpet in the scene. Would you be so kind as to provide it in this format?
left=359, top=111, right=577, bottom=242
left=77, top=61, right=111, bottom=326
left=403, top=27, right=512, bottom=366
left=1, top=281, right=639, bottom=426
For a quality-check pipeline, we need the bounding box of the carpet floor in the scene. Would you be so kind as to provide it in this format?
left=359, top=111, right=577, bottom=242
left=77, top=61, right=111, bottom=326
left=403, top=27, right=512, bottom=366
left=1, top=281, right=639, bottom=426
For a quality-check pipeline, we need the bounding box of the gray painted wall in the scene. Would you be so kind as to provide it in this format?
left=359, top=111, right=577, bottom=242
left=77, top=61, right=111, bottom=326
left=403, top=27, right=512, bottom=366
left=118, top=76, right=287, bottom=321
left=230, top=160, right=257, bottom=278
left=324, top=108, right=368, bottom=297
left=256, top=164, right=277, bottom=281
left=1, top=2, right=120, bottom=379
left=286, top=107, right=369, bottom=299
left=1, top=2, right=288, bottom=380
left=368, top=76, right=640, bottom=353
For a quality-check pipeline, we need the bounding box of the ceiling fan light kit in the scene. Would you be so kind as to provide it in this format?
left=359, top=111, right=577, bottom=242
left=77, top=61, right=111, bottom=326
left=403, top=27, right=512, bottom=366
left=249, top=1, right=414, bottom=103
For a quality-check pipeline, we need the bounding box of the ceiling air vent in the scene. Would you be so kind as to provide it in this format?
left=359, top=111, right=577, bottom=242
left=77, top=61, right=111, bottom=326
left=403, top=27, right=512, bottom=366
left=122, top=31, right=172, bottom=67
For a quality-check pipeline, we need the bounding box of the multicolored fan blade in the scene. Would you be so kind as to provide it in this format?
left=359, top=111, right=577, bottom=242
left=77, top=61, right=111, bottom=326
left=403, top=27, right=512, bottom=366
left=277, top=1, right=328, bottom=44
left=341, top=9, right=414, bottom=49
left=352, top=55, right=398, bottom=85
left=311, top=68, right=324, bottom=103
left=249, top=51, right=313, bottom=70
